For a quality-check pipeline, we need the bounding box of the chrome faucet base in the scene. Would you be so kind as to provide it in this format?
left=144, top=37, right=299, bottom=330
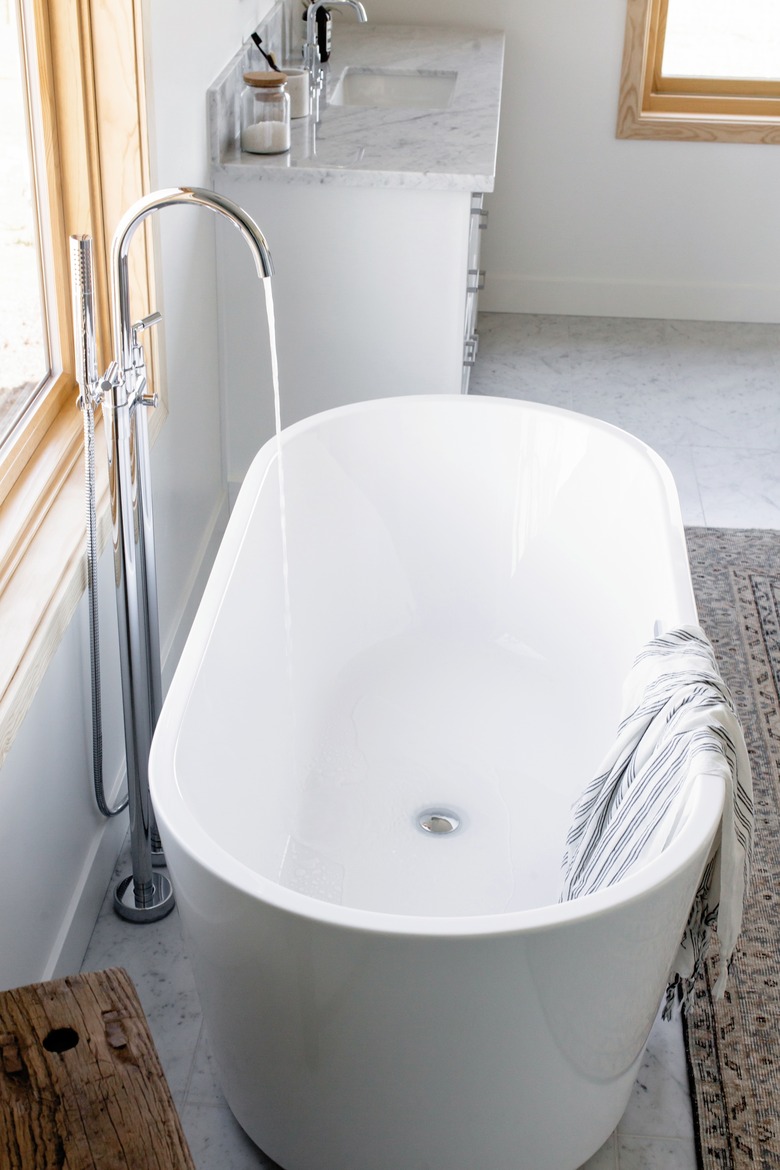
left=114, top=872, right=175, bottom=924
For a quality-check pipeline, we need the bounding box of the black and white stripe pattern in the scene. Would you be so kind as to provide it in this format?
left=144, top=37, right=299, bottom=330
left=560, top=626, right=753, bottom=1013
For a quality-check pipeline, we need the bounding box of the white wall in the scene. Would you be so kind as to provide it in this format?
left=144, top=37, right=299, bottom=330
left=142, top=0, right=276, bottom=636
left=372, top=0, right=780, bottom=323
left=0, top=0, right=275, bottom=991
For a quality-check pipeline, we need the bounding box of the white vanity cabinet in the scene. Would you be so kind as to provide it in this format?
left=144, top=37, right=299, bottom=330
left=214, top=179, right=488, bottom=483
left=209, top=23, right=503, bottom=490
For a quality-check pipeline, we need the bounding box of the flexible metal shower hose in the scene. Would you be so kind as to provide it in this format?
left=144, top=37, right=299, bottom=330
left=83, top=398, right=128, bottom=818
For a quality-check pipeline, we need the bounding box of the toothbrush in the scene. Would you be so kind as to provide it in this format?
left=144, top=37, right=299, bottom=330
left=250, top=32, right=282, bottom=72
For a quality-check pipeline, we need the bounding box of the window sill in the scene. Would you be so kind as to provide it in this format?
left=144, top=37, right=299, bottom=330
left=617, top=106, right=780, bottom=144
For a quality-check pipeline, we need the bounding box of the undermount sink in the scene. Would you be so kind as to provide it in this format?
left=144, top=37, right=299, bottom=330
left=329, top=67, right=457, bottom=109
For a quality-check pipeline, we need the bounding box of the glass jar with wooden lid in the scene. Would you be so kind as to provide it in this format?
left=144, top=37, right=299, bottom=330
left=240, top=71, right=291, bottom=154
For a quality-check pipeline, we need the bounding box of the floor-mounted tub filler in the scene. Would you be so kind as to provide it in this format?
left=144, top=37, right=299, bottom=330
left=149, top=395, right=724, bottom=1170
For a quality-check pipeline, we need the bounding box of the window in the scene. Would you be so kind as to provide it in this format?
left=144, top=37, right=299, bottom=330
left=617, top=0, right=780, bottom=143
left=0, top=0, right=158, bottom=762
left=0, top=1, right=48, bottom=449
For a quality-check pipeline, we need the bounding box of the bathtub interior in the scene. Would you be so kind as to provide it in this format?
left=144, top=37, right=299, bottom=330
left=164, top=396, right=696, bottom=919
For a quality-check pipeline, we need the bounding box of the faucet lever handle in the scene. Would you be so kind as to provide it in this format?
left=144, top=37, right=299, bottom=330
left=100, top=360, right=120, bottom=401
left=130, top=312, right=162, bottom=409
left=132, top=311, right=163, bottom=346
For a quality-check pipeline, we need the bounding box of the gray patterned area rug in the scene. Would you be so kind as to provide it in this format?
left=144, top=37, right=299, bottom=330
left=684, top=528, right=780, bottom=1170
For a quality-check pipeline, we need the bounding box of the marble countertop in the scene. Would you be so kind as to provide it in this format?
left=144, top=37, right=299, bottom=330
left=209, top=23, right=504, bottom=191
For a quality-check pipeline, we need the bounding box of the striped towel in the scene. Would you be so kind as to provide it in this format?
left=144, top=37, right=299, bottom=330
left=560, top=626, right=753, bottom=1015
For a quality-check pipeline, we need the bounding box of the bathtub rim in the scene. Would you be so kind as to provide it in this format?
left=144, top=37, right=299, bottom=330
left=150, top=393, right=721, bottom=939
left=154, top=765, right=724, bottom=939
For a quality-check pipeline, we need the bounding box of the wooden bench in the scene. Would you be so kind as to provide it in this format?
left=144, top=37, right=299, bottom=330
left=0, top=965, right=195, bottom=1169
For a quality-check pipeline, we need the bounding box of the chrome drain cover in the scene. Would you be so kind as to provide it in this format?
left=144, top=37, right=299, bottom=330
left=417, top=809, right=461, bottom=835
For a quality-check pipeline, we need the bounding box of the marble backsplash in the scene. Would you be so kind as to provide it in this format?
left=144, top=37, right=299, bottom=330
left=208, top=0, right=295, bottom=166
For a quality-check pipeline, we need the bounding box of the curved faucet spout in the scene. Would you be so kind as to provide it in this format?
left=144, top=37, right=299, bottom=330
left=304, top=0, right=368, bottom=120
left=110, top=186, right=274, bottom=397
left=306, top=0, right=368, bottom=41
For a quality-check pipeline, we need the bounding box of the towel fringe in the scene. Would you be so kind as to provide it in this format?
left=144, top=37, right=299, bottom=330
left=559, top=627, right=753, bottom=1017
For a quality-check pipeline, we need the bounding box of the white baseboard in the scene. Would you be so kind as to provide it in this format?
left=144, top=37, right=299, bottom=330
left=482, top=273, right=780, bottom=324
left=45, top=489, right=230, bottom=980
left=227, top=476, right=243, bottom=513
left=46, top=795, right=127, bottom=980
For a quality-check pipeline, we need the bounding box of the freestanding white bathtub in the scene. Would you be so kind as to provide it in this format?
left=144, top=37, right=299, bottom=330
left=150, top=395, right=724, bottom=1170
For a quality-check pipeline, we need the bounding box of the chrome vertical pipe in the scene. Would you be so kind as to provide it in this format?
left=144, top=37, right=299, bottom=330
left=102, top=388, right=171, bottom=917
left=100, top=187, right=272, bottom=922
left=102, top=377, right=173, bottom=920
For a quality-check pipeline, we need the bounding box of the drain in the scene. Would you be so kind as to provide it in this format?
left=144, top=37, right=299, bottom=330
left=417, top=809, right=461, bottom=835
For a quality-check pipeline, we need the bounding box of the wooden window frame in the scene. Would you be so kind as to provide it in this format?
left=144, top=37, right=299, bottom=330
left=617, top=0, right=780, bottom=143
left=0, top=0, right=163, bottom=764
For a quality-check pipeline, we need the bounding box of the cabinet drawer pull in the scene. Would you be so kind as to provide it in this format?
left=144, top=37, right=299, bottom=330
left=463, top=333, right=479, bottom=366
left=471, top=207, right=489, bottom=229
left=467, top=268, right=486, bottom=293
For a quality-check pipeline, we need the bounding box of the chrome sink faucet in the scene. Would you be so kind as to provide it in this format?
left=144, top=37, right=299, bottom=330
left=71, top=187, right=273, bottom=925
left=304, top=0, right=368, bottom=119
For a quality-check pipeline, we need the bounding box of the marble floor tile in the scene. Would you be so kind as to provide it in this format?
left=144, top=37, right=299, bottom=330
left=654, top=446, right=705, bottom=526
left=473, top=311, right=780, bottom=530
left=181, top=1027, right=282, bottom=1168
left=179, top=1102, right=280, bottom=1170
left=569, top=373, right=778, bottom=454
left=675, top=376, right=780, bottom=452
left=662, top=318, right=780, bottom=378
left=184, top=1020, right=222, bottom=1105
left=694, top=445, right=780, bottom=528
left=469, top=313, right=574, bottom=406
left=617, top=1134, right=699, bottom=1170
left=618, top=1010, right=694, bottom=1140
left=470, top=358, right=574, bottom=408
left=579, top=1133, right=618, bottom=1169
left=80, top=839, right=202, bottom=1107
left=80, top=899, right=202, bottom=1107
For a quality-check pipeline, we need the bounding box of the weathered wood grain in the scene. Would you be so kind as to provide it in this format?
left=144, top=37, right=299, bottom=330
left=0, top=966, right=195, bottom=1169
